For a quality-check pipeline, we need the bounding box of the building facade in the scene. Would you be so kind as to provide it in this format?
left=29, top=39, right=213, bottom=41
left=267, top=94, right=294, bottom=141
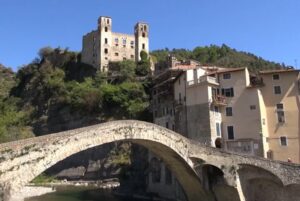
left=81, top=16, right=149, bottom=71
left=150, top=61, right=300, bottom=200
left=152, top=56, right=300, bottom=163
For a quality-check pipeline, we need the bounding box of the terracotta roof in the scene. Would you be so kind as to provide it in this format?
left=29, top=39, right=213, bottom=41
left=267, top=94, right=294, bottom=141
left=206, top=67, right=246, bottom=76
left=259, top=69, right=300, bottom=74
left=171, top=65, right=198, bottom=70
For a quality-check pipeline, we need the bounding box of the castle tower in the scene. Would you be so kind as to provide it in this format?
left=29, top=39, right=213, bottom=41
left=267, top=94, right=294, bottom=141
left=82, top=17, right=150, bottom=72
left=135, top=22, right=149, bottom=61
left=98, top=16, right=112, bottom=71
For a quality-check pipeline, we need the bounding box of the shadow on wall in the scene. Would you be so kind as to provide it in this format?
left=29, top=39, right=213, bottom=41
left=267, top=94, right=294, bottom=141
left=202, top=165, right=240, bottom=201
left=237, top=164, right=300, bottom=201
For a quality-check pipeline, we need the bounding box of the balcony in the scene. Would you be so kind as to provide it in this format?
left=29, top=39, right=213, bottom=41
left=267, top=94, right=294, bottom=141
left=225, top=139, right=262, bottom=156
left=187, top=75, right=219, bottom=86
left=174, top=100, right=183, bottom=108
left=212, top=95, right=227, bottom=106
left=250, top=77, right=264, bottom=87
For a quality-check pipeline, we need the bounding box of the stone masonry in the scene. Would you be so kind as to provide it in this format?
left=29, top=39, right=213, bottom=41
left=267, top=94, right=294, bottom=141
left=0, top=120, right=299, bottom=201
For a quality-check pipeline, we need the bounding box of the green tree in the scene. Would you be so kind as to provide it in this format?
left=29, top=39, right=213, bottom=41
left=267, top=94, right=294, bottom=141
left=136, top=51, right=151, bottom=76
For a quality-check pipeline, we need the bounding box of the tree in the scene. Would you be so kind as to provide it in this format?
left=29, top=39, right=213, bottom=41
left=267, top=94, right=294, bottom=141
left=136, top=51, right=151, bottom=76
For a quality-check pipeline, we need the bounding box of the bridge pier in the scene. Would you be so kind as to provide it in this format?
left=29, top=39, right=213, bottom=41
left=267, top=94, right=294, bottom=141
left=0, top=121, right=299, bottom=201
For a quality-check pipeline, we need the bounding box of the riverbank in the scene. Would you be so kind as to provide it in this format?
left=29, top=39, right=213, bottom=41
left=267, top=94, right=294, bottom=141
left=10, top=179, right=120, bottom=201
left=10, top=186, right=55, bottom=201
left=33, top=178, right=120, bottom=189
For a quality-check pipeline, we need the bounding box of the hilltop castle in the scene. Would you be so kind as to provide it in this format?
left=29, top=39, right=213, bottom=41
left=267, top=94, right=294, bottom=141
left=81, top=16, right=149, bottom=71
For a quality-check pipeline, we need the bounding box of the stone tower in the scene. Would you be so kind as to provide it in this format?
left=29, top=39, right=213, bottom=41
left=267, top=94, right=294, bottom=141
left=81, top=17, right=149, bottom=72
left=98, top=16, right=112, bottom=72
left=135, top=22, right=149, bottom=61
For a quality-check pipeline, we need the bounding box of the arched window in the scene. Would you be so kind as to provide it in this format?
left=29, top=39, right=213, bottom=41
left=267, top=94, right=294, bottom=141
left=142, top=32, right=146, bottom=38
left=105, top=27, right=108, bottom=32
left=144, top=25, right=147, bottom=31
left=107, top=19, right=110, bottom=24
left=150, top=157, right=161, bottom=183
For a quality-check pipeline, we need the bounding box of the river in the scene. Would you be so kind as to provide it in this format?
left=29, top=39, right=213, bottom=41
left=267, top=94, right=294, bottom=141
left=25, top=186, right=149, bottom=201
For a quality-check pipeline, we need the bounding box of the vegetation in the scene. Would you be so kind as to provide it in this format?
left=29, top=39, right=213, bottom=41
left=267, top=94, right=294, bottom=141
left=0, top=44, right=289, bottom=143
left=0, top=47, right=152, bottom=141
left=151, top=44, right=286, bottom=72
left=31, top=173, right=58, bottom=184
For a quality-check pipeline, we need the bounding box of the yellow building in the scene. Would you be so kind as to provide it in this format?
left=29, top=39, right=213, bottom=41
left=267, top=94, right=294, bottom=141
left=153, top=59, right=300, bottom=163
left=81, top=16, right=149, bottom=72
left=258, top=69, right=300, bottom=163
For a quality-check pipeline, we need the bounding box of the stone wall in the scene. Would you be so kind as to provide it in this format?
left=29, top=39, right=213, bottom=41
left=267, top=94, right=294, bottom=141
left=0, top=120, right=300, bottom=201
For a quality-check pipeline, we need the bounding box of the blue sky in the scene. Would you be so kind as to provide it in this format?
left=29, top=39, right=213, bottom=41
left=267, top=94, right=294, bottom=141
left=0, top=0, right=299, bottom=70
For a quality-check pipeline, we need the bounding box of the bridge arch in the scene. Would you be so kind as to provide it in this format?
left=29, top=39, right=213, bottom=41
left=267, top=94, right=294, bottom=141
left=0, top=121, right=213, bottom=201
left=1, top=120, right=299, bottom=201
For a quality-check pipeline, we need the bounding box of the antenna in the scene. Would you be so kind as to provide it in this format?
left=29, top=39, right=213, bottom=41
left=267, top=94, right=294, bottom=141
left=295, top=59, right=298, bottom=68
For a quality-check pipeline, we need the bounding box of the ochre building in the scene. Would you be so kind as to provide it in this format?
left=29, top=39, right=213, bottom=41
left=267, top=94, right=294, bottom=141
left=152, top=56, right=300, bottom=163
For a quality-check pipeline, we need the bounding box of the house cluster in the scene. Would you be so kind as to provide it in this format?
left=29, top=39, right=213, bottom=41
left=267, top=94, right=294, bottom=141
left=147, top=55, right=300, bottom=199
left=82, top=16, right=300, bottom=201
left=152, top=55, right=300, bottom=163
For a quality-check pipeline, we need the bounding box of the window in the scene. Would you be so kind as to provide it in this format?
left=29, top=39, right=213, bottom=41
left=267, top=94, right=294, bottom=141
left=105, top=27, right=108, bottom=32
left=115, top=38, right=119, bottom=43
left=165, top=166, right=172, bottom=185
left=280, top=136, right=287, bottom=146
left=107, top=19, right=110, bottom=24
left=142, top=43, right=145, bottom=50
left=267, top=150, right=273, bottom=159
left=273, top=74, right=280, bottom=80
left=276, top=103, right=285, bottom=123
left=221, top=88, right=234, bottom=97
left=104, top=48, right=108, bottom=54
left=223, top=73, right=231, bottom=79
left=226, top=107, right=233, bottom=116
left=154, top=111, right=157, bottom=118
left=122, top=39, right=126, bottom=45
left=123, top=57, right=126, bottom=61
left=105, top=38, right=108, bottom=44
left=179, top=93, right=181, bottom=103
left=274, top=86, right=281, bottom=94
left=277, top=111, right=285, bottom=123
left=166, top=122, right=169, bottom=129
left=142, top=32, right=146, bottom=38
left=144, top=25, right=147, bottom=31
left=214, top=106, right=219, bottom=113
left=172, top=124, right=175, bottom=131
left=250, top=105, right=256, bottom=110
left=130, top=55, right=134, bottom=59
left=227, top=126, right=234, bottom=140
left=216, top=123, right=221, bottom=137
left=150, top=157, right=161, bottom=183
left=276, top=103, right=283, bottom=110
left=130, top=41, right=134, bottom=49
left=115, top=52, right=119, bottom=56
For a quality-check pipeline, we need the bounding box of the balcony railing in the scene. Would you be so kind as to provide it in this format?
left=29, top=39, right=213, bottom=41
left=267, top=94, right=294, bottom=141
left=174, top=100, right=183, bottom=107
left=212, top=95, right=227, bottom=106
left=187, top=75, right=219, bottom=86
left=225, top=139, right=262, bottom=156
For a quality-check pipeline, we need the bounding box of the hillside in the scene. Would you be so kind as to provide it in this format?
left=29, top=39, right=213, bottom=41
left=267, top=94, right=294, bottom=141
left=0, top=64, right=15, bottom=99
left=0, top=44, right=290, bottom=142
left=151, top=44, right=286, bottom=72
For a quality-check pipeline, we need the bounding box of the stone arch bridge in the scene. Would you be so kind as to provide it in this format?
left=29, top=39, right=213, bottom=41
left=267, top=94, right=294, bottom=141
left=0, top=120, right=299, bottom=201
